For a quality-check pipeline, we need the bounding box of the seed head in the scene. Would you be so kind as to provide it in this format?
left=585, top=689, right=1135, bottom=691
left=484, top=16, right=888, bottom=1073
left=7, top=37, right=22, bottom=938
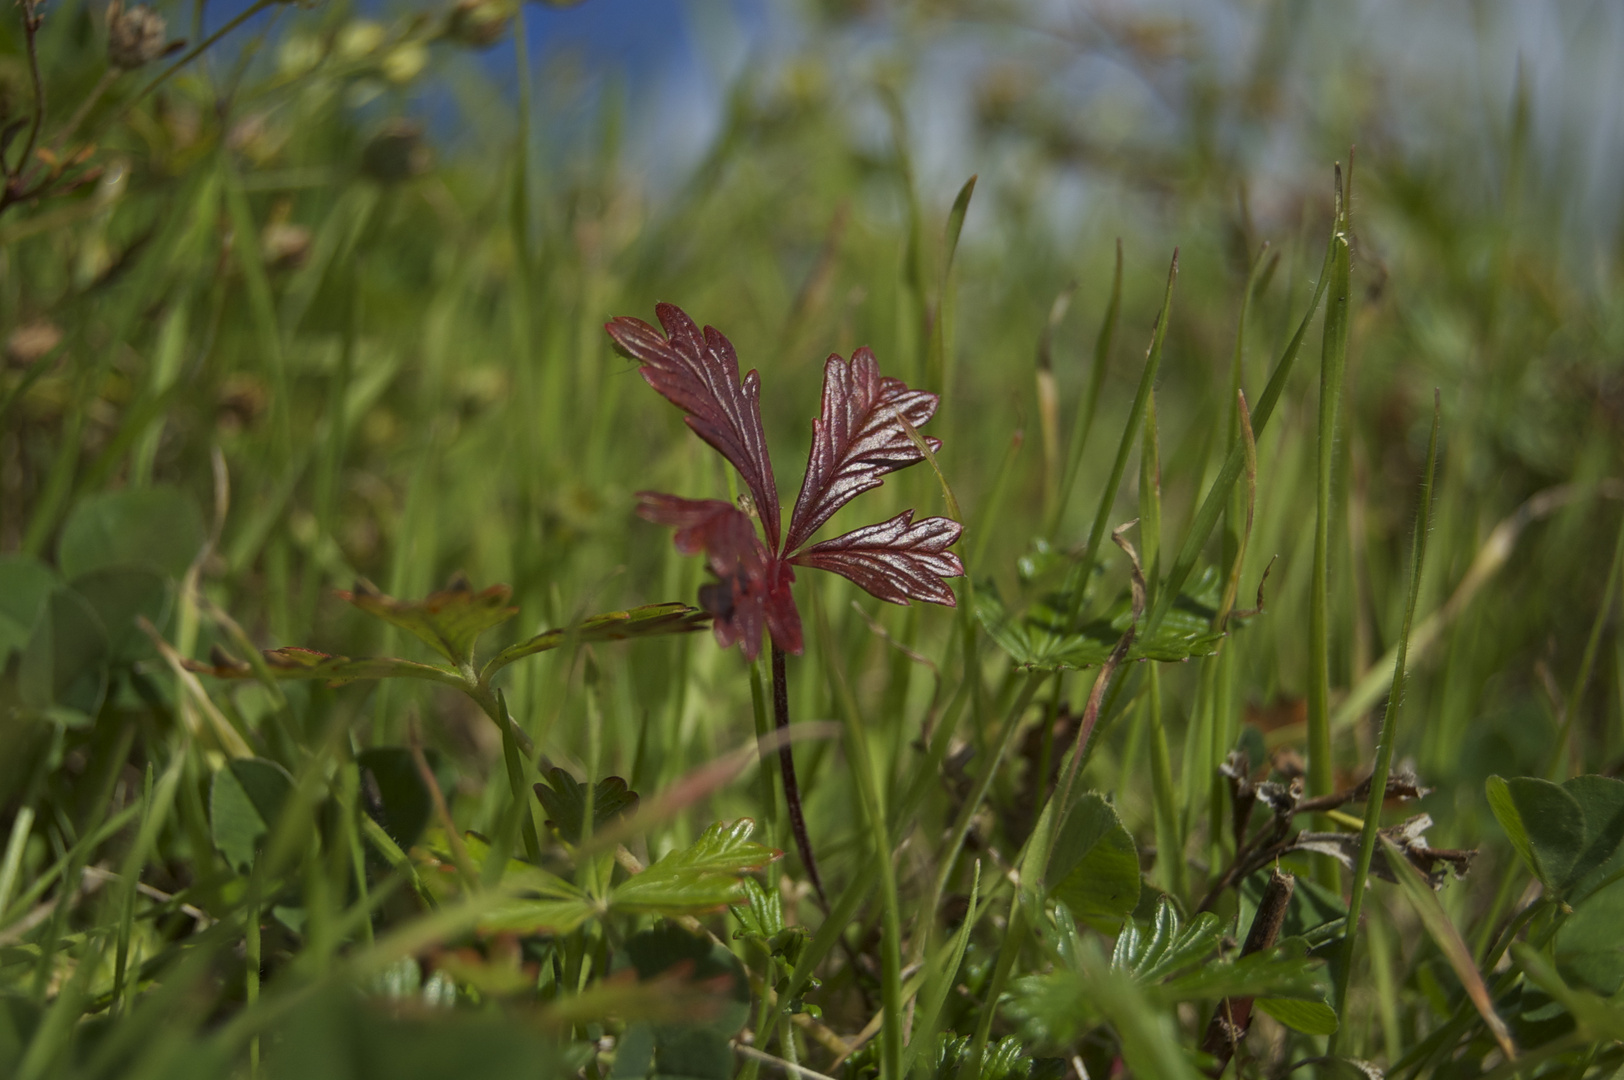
left=106, top=1, right=168, bottom=70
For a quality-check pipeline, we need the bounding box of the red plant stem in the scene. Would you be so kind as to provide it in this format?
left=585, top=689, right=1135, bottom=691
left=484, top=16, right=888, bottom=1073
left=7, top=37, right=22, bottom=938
left=772, top=645, right=827, bottom=906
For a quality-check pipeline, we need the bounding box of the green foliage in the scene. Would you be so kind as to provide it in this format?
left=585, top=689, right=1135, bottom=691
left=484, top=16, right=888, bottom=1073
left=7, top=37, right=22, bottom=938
left=210, top=757, right=296, bottom=872
left=1045, top=793, right=1140, bottom=933
left=2, top=0, right=1621, bottom=1075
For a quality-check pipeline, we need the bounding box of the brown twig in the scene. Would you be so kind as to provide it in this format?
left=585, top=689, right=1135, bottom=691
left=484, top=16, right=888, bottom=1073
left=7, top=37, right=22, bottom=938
left=1201, top=867, right=1295, bottom=1074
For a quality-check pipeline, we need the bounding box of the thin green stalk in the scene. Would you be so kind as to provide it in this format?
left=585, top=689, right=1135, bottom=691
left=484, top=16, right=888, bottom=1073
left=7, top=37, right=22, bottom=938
left=1145, top=177, right=1342, bottom=635
left=1308, top=165, right=1353, bottom=888
left=1146, top=664, right=1184, bottom=899
left=1331, top=392, right=1440, bottom=1042
left=918, top=671, right=1046, bottom=943
left=1049, top=239, right=1124, bottom=538
left=1549, top=499, right=1624, bottom=778
left=1074, top=251, right=1177, bottom=594
left=0, top=805, right=34, bottom=920
left=816, top=599, right=903, bottom=1080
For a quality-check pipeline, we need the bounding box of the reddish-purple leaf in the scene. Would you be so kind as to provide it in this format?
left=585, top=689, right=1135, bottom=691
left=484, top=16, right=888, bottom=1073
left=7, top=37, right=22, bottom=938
left=784, top=348, right=942, bottom=554
left=607, top=304, right=782, bottom=548
left=636, top=492, right=803, bottom=659
left=790, top=510, right=965, bottom=607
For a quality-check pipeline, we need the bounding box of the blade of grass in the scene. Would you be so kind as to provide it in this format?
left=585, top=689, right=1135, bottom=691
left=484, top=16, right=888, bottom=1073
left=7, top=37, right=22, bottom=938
left=1331, top=391, right=1440, bottom=1045
left=1308, top=162, right=1353, bottom=886
left=1050, top=239, right=1123, bottom=538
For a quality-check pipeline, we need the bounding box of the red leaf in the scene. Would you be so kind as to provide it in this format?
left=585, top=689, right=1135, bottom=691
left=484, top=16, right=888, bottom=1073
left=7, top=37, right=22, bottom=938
left=608, top=304, right=782, bottom=548
left=784, top=348, right=942, bottom=554
left=636, top=493, right=803, bottom=659
left=790, top=510, right=964, bottom=606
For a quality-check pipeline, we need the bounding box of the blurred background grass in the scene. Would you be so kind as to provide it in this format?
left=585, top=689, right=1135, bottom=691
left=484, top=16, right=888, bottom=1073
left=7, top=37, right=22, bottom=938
left=2, top=0, right=1623, bottom=1073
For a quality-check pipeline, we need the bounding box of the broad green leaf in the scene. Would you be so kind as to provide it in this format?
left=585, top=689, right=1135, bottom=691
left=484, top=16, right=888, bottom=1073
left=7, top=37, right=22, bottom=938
left=533, top=769, right=640, bottom=843
left=0, top=555, right=58, bottom=661
left=1155, top=937, right=1325, bottom=1003
left=976, top=565, right=1226, bottom=671
left=1256, top=996, right=1339, bottom=1035
left=611, top=819, right=779, bottom=916
left=1553, top=873, right=1624, bottom=995
left=210, top=758, right=296, bottom=873
left=1513, top=942, right=1624, bottom=1041
left=622, top=924, right=751, bottom=1036
left=357, top=748, right=440, bottom=849
left=19, top=586, right=109, bottom=716
left=1561, top=774, right=1624, bottom=901
left=1486, top=775, right=1585, bottom=891
left=69, top=566, right=170, bottom=664
left=1112, top=896, right=1223, bottom=984
left=484, top=602, right=710, bottom=678
left=57, top=486, right=206, bottom=580
left=1045, top=793, right=1140, bottom=933
left=929, top=1034, right=1030, bottom=1080
left=339, top=576, right=518, bottom=666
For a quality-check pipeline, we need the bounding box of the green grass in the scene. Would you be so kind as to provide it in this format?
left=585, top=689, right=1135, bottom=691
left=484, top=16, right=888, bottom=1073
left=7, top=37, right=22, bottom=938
left=2, top=2, right=1624, bottom=1078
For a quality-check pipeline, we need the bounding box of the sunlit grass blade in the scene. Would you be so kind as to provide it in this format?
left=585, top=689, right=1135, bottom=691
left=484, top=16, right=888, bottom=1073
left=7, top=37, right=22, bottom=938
left=1332, top=391, right=1440, bottom=1044
left=1308, top=162, right=1353, bottom=879
left=1050, top=239, right=1123, bottom=538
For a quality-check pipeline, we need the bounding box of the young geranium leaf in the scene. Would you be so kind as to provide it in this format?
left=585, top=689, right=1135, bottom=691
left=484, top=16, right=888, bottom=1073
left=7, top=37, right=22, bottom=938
left=784, top=349, right=943, bottom=553
left=610, top=819, right=780, bottom=916
left=791, top=510, right=964, bottom=607
left=606, top=303, right=782, bottom=548
left=338, top=574, right=518, bottom=666
left=635, top=493, right=801, bottom=658
left=533, top=769, right=640, bottom=843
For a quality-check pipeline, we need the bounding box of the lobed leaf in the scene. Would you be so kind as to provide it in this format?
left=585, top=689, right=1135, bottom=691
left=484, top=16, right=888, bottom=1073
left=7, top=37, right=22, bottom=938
left=605, top=303, right=782, bottom=547
left=532, top=769, right=640, bottom=844
left=632, top=493, right=799, bottom=659
left=790, top=509, right=963, bottom=607
left=976, top=568, right=1226, bottom=671
left=1113, top=897, right=1224, bottom=984
left=338, top=574, right=518, bottom=667
left=784, top=348, right=943, bottom=553
left=482, top=601, right=711, bottom=677
left=610, top=818, right=780, bottom=916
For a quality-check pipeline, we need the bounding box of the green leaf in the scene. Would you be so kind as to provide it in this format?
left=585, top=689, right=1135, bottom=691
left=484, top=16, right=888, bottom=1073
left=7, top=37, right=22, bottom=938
left=1155, top=937, right=1325, bottom=1003
left=57, top=486, right=206, bottom=580
left=0, top=555, right=59, bottom=662
left=69, top=566, right=171, bottom=664
left=1513, top=942, right=1624, bottom=1041
left=533, top=769, right=640, bottom=844
left=357, top=748, right=439, bottom=850
left=484, top=602, right=710, bottom=679
left=340, top=575, right=518, bottom=666
left=1560, top=774, right=1624, bottom=901
left=1553, top=872, right=1624, bottom=995
left=1485, top=775, right=1585, bottom=891
left=976, top=565, right=1226, bottom=671
left=622, top=924, right=751, bottom=1037
left=210, top=758, right=296, bottom=873
left=1112, top=896, right=1223, bottom=984
left=419, top=830, right=597, bottom=934
left=1045, top=793, right=1141, bottom=933
left=19, top=586, right=109, bottom=716
left=611, top=820, right=780, bottom=916
left=1255, top=996, right=1339, bottom=1035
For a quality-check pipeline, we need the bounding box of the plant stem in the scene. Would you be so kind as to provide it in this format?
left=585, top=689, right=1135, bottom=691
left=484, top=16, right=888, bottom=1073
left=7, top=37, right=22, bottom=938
left=1331, top=393, right=1440, bottom=1044
left=773, top=646, right=826, bottom=905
